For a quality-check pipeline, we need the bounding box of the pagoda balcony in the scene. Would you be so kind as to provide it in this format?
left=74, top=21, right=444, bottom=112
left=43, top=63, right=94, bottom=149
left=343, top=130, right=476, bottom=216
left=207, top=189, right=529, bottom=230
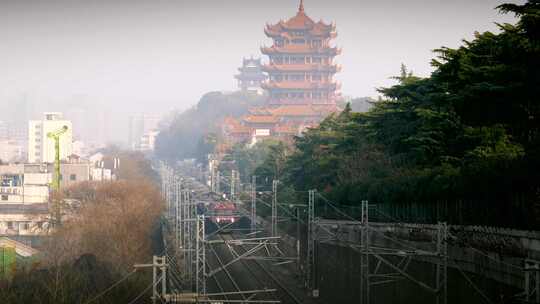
left=262, top=81, right=340, bottom=90
left=262, top=63, right=341, bottom=73
left=261, top=45, right=341, bottom=56
left=267, top=98, right=338, bottom=107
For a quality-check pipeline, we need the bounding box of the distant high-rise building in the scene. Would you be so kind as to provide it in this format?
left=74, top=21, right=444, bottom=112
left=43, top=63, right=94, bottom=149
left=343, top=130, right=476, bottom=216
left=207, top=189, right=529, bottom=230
left=234, top=57, right=266, bottom=94
left=128, top=114, right=161, bottom=150
left=28, top=112, right=73, bottom=163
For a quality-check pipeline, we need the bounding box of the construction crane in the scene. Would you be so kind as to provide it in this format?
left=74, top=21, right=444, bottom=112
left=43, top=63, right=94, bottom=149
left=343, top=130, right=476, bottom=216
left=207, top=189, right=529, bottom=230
left=47, top=125, right=69, bottom=191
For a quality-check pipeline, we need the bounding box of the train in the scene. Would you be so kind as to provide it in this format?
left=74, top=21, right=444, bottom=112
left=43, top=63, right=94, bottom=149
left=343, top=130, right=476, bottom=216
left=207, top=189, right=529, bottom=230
left=208, top=202, right=237, bottom=226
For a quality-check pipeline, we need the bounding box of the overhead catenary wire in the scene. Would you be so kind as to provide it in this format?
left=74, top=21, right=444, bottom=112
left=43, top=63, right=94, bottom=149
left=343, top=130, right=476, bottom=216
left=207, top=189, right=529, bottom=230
left=451, top=258, right=495, bottom=304
left=83, top=268, right=138, bottom=304
left=127, top=274, right=163, bottom=304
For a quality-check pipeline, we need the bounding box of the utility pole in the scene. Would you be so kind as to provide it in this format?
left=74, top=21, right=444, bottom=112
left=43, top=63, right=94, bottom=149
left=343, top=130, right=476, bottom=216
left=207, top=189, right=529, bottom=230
left=296, top=206, right=301, bottom=273
left=525, top=259, right=540, bottom=303
left=216, top=171, right=221, bottom=194
left=196, top=215, right=206, bottom=295
left=360, top=200, right=370, bottom=304
left=175, top=176, right=181, bottom=249
left=306, top=189, right=315, bottom=292
left=135, top=255, right=167, bottom=304
left=271, top=180, right=279, bottom=237
left=251, top=176, right=257, bottom=233
left=210, top=165, right=216, bottom=193
left=436, top=222, right=448, bottom=304
left=231, top=170, right=236, bottom=201
left=182, top=189, right=194, bottom=290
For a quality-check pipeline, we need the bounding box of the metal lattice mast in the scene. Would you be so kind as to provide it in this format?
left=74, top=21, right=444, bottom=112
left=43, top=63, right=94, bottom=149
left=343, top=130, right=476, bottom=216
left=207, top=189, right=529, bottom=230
left=231, top=170, right=236, bottom=201
left=210, top=165, right=216, bottom=193
left=306, top=189, right=315, bottom=291
left=160, top=163, right=166, bottom=200
left=196, top=215, right=206, bottom=295
left=182, top=190, right=192, bottom=289
left=189, top=190, right=197, bottom=289
left=436, top=222, right=448, bottom=304
left=360, top=200, right=370, bottom=304
left=175, top=177, right=181, bottom=249
left=251, top=176, right=257, bottom=233
left=525, top=259, right=540, bottom=303
left=167, top=168, right=174, bottom=219
left=152, top=255, right=158, bottom=304
left=271, top=180, right=279, bottom=237
left=148, top=255, right=167, bottom=304
left=216, top=171, right=221, bottom=194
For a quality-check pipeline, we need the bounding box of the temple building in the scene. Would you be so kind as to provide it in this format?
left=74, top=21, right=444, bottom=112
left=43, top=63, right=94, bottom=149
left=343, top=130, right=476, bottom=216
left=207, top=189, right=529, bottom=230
left=221, top=0, right=341, bottom=148
left=261, top=0, right=341, bottom=106
left=235, top=57, right=266, bottom=94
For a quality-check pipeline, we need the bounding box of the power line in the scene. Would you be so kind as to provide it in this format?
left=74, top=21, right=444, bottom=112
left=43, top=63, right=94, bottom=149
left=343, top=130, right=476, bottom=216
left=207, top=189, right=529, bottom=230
left=83, top=269, right=138, bottom=304
left=127, top=275, right=163, bottom=304
left=451, top=258, right=494, bottom=304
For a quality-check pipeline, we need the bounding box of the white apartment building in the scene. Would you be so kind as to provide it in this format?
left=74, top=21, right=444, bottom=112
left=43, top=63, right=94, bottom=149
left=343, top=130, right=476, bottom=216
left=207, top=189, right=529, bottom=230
left=28, top=112, right=73, bottom=163
left=0, top=164, right=51, bottom=236
left=0, top=164, right=51, bottom=204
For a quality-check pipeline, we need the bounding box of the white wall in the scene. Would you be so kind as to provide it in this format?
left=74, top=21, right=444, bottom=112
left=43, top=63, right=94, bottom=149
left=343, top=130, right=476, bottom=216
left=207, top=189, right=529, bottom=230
left=24, top=172, right=51, bottom=185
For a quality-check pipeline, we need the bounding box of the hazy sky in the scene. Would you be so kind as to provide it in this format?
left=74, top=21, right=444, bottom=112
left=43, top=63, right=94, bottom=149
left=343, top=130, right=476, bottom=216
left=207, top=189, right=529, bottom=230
left=0, top=0, right=520, bottom=141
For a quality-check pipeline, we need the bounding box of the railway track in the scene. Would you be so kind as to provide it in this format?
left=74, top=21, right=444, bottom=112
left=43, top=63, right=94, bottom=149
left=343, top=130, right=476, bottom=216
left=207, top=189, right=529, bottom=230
left=217, top=233, right=303, bottom=304
left=177, top=176, right=304, bottom=303
left=207, top=236, right=247, bottom=302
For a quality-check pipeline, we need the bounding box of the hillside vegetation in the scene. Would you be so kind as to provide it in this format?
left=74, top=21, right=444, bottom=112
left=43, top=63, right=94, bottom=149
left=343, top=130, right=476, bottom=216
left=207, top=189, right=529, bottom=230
left=155, top=91, right=266, bottom=162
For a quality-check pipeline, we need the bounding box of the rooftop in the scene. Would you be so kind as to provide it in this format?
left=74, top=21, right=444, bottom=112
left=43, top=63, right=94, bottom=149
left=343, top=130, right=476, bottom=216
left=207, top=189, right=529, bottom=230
left=242, top=115, right=280, bottom=124
left=265, top=1, right=335, bottom=37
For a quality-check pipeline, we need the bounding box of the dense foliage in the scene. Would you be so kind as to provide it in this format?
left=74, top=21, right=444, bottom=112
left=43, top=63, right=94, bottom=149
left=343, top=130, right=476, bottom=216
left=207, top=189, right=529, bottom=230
left=257, top=1, right=540, bottom=228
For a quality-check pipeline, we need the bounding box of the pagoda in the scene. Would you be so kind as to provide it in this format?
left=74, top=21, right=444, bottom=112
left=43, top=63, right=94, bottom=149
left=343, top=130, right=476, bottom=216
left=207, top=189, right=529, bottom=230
left=220, top=0, right=343, bottom=148
left=261, top=0, right=341, bottom=106
left=234, top=57, right=266, bottom=94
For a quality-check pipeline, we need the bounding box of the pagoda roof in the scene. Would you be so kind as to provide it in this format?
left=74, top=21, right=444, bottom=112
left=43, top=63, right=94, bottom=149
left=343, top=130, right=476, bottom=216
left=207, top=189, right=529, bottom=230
left=267, top=105, right=320, bottom=117
left=223, top=117, right=251, bottom=134
left=248, top=107, right=272, bottom=115
left=262, top=81, right=340, bottom=90
left=262, top=63, right=341, bottom=73
left=242, top=114, right=280, bottom=124
left=265, top=1, right=335, bottom=37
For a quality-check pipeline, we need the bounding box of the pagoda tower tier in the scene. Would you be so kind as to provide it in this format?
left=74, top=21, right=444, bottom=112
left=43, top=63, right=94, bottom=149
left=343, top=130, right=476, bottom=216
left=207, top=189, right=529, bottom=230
left=261, top=0, right=341, bottom=106
left=234, top=57, right=266, bottom=94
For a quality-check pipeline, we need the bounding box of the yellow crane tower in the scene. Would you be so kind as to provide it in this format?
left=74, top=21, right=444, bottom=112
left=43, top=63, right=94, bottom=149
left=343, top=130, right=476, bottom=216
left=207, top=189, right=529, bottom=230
left=47, top=125, right=68, bottom=225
